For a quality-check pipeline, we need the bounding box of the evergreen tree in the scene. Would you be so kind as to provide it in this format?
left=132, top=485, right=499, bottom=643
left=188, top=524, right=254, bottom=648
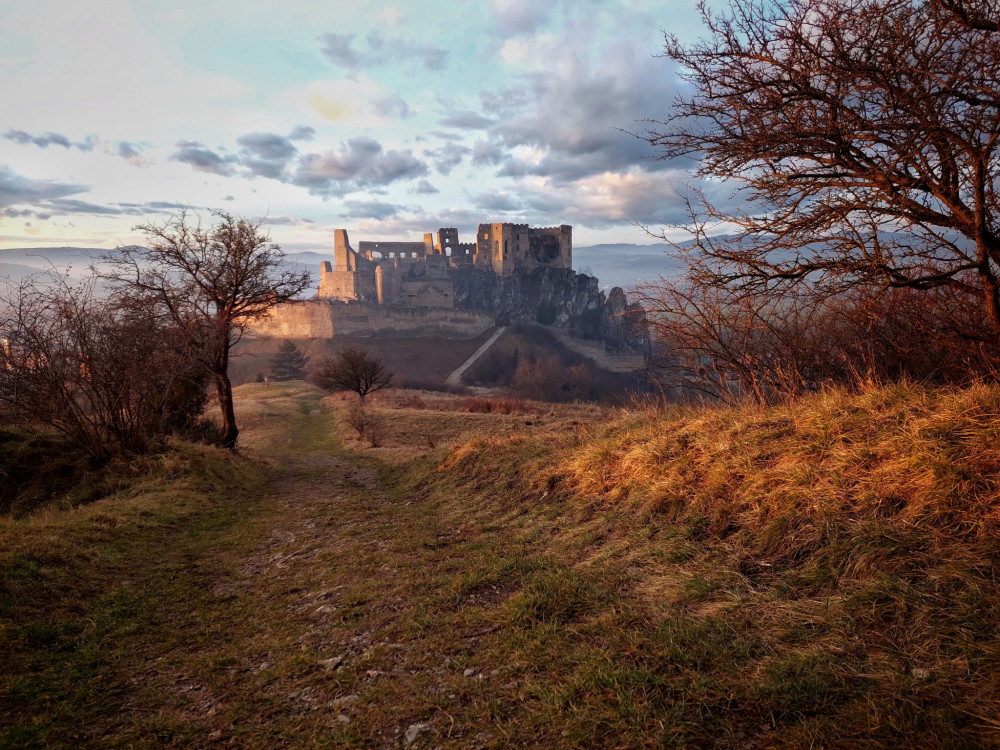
left=270, top=339, right=308, bottom=381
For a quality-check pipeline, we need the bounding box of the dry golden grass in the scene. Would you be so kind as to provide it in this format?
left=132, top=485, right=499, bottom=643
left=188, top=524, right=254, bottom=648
left=423, top=380, right=1000, bottom=745
left=322, top=387, right=605, bottom=464
left=5, top=380, right=1000, bottom=747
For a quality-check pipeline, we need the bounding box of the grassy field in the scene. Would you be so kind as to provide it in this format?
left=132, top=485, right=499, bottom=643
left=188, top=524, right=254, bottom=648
left=3, top=381, right=1000, bottom=747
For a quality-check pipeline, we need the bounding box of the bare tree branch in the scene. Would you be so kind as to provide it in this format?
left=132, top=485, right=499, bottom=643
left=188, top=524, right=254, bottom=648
left=646, top=0, right=1000, bottom=337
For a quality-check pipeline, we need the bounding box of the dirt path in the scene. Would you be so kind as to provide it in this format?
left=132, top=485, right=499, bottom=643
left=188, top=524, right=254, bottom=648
left=444, top=326, right=507, bottom=386
left=168, top=405, right=525, bottom=749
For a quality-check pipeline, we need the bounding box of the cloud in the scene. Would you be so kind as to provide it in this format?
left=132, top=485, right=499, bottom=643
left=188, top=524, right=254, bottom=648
left=317, top=32, right=361, bottom=69
left=473, top=38, right=684, bottom=183
left=116, top=201, right=190, bottom=211
left=260, top=216, right=314, bottom=226
left=42, top=198, right=126, bottom=216
left=489, top=0, right=549, bottom=37
left=165, top=130, right=430, bottom=198
left=116, top=140, right=149, bottom=166
left=473, top=189, right=522, bottom=212
left=288, top=125, right=315, bottom=142
left=236, top=133, right=297, bottom=162
left=341, top=199, right=407, bottom=220
left=372, top=93, right=412, bottom=120
left=411, top=179, right=440, bottom=195
left=367, top=31, right=447, bottom=71
left=426, top=141, right=471, bottom=176
left=0, top=168, right=202, bottom=220
left=291, top=137, right=428, bottom=197
left=117, top=141, right=140, bottom=159
left=471, top=139, right=508, bottom=167
left=3, top=128, right=96, bottom=151
left=506, top=168, right=697, bottom=230
left=318, top=30, right=447, bottom=72
left=236, top=132, right=298, bottom=179
left=170, top=140, right=238, bottom=176
left=438, top=111, right=495, bottom=130
left=4, top=128, right=71, bottom=149
left=0, top=165, right=89, bottom=209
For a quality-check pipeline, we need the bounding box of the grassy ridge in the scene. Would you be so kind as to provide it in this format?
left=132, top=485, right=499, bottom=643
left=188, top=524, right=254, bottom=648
left=3, top=381, right=1000, bottom=747
left=0, top=442, right=270, bottom=748
left=416, top=381, right=1000, bottom=745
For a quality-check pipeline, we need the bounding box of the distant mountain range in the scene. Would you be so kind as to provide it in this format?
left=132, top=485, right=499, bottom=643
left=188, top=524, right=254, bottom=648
left=0, top=243, right=685, bottom=295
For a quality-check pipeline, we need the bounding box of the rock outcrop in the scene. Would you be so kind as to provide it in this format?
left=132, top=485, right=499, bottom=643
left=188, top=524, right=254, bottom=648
left=451, top=267, right=650, bottom=355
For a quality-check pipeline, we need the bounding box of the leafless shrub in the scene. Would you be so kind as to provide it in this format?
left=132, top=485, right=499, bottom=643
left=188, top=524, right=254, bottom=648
left=462, top=396, right=529, bottom=414
left=638, top=278, right=1000, bottom=404
left=364, top=409, right=388, bottom=448
left=344, top=401, right=368, bottom=439
left=511, top=356, right=593, bottom=402
left=0, top=274, right=211, bottom=456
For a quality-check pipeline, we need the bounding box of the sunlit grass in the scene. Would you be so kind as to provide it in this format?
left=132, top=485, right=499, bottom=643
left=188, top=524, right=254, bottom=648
left=3, top=380, right=1000, bottom=746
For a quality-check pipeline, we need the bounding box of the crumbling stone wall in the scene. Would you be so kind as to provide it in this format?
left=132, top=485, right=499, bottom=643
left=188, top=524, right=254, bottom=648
left=358, top=241, right=428, bottom=261
left=320, top=230, right=378, bottom=302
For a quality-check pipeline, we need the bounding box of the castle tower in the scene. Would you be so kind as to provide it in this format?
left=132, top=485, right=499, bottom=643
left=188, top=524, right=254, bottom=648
left=333, top=229, right=354, bottom=271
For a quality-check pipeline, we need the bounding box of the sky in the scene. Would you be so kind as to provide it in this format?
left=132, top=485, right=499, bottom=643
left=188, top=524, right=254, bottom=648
left=0, top=0, right=709, bottom=253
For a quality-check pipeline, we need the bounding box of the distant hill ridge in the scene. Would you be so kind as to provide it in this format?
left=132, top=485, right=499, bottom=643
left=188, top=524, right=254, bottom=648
left=1, top=243, right=681, bottom=292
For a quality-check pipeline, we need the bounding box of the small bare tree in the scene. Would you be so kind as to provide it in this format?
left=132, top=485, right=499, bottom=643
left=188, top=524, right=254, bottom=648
left=309, top=348, right=393, bottom=403
left=103, top=211, right=311, bottom=449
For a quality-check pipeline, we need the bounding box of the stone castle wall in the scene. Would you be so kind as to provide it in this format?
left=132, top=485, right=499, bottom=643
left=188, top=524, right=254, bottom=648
left=250, top=300, right=494, bottom=339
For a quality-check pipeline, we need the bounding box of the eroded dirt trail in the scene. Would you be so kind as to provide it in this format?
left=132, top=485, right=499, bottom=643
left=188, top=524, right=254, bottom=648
left=181, top=404, right=523, bottom=749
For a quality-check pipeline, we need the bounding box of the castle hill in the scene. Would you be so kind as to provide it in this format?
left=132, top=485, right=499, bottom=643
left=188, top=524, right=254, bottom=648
left=253, top=221, right=650, bottom=358
left=5, top=0, right=1000, bottom=746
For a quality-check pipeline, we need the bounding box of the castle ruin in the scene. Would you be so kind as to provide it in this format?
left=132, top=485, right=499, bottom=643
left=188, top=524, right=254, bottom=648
left=254, top=220, right=648, bottom=356
left=318, top=223, right=572, bottom=307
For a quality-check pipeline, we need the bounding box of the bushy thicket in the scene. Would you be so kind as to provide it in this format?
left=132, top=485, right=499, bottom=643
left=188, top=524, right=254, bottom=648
left=638, top=280, right=1000, bottom=404
left=465, top=325, right=644, bottom=402
left=0, top=275, right=211, bottom=457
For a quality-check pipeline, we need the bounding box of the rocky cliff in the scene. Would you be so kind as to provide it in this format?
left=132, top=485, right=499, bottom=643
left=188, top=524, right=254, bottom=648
left=450, top=267, right=650, bottom=355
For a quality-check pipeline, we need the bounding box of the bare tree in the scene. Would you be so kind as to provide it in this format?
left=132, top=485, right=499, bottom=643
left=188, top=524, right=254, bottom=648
left=645, top=0, right=1000, bottom=341
left=309, top=348, right=393, bottom=403
left=103, top=211, right=311, bottom=449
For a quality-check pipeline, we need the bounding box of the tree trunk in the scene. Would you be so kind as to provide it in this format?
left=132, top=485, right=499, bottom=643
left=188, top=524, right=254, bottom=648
left=214, top=369, right=238, bottom=450
left=210, top=322, right=239, bottom=450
